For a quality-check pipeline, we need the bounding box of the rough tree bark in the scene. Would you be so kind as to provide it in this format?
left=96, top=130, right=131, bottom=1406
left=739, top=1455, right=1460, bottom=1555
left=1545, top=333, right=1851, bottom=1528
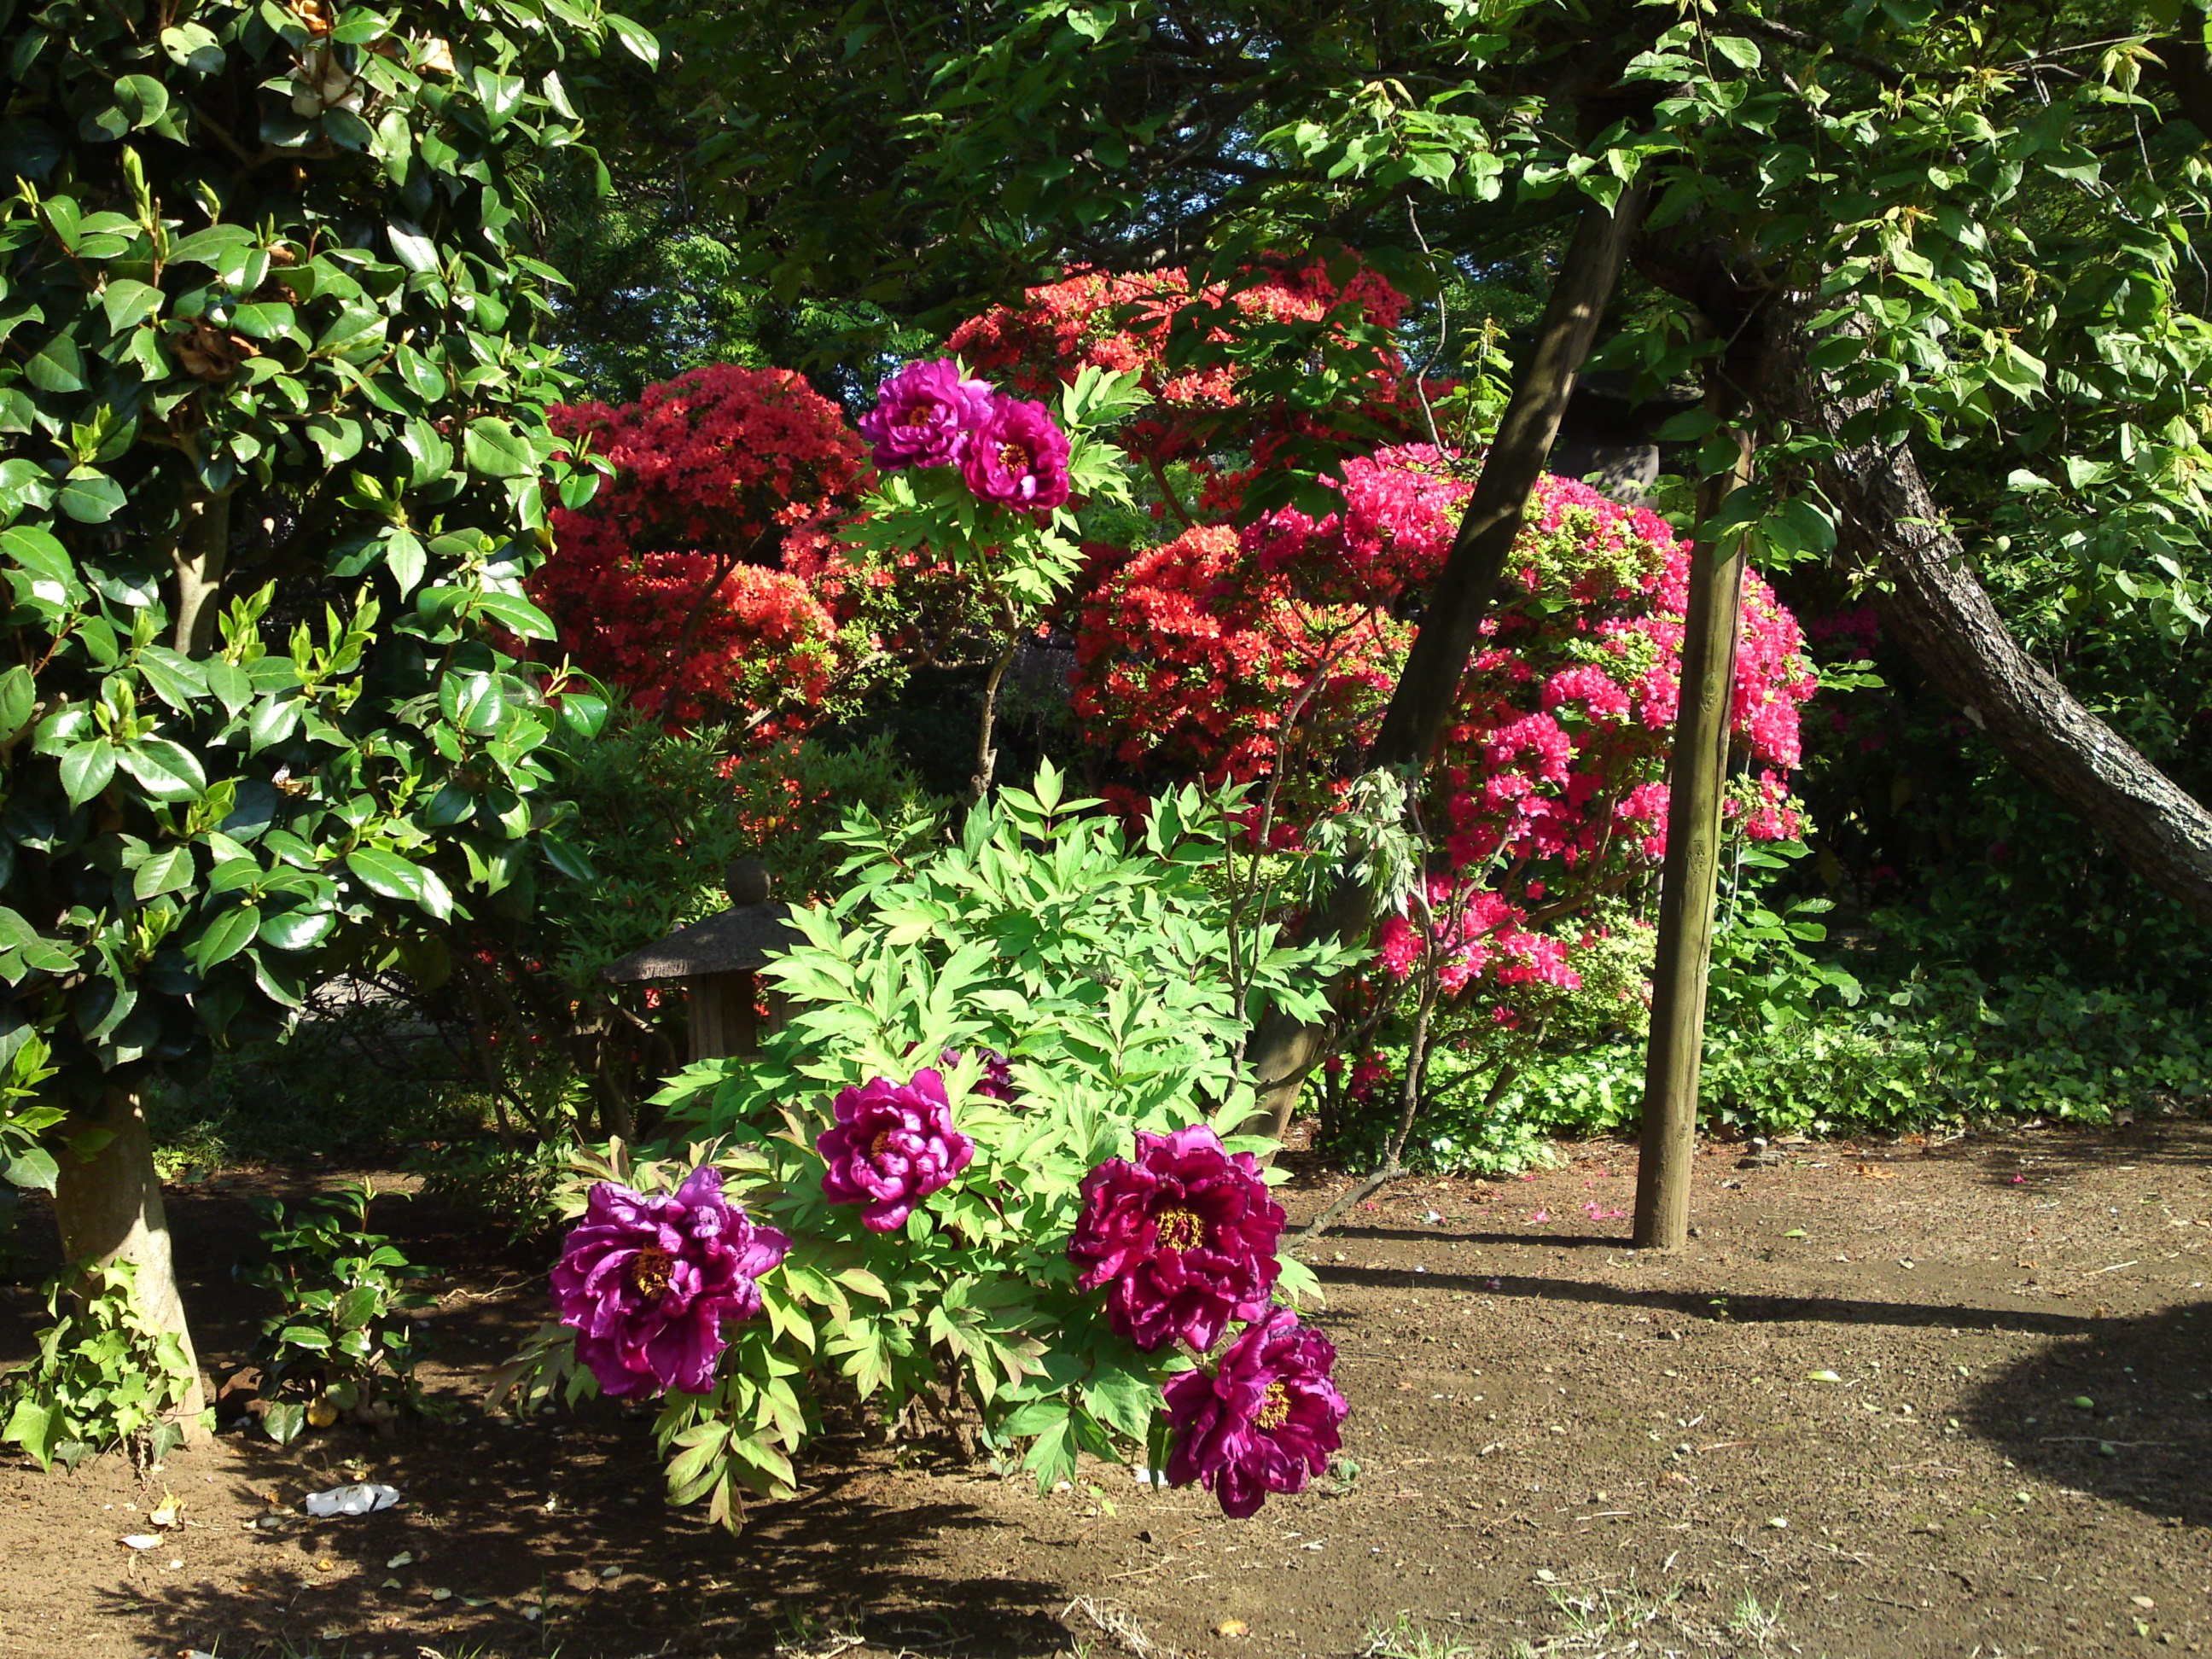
left=1757, top=297, right=2212, bottom=928
left=51, top=1090, right=209, bottom=1434
left=1243, top=187, right=1648, bottom=1140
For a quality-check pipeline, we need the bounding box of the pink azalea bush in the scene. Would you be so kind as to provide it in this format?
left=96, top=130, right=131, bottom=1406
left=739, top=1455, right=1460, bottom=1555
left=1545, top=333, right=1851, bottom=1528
left=1077, top=448, right=1816, bottom=1017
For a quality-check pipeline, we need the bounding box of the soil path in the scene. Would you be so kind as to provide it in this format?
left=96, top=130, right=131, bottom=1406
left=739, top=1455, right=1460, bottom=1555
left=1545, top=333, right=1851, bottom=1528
left=2, top=1121, right=2209, bottom=1658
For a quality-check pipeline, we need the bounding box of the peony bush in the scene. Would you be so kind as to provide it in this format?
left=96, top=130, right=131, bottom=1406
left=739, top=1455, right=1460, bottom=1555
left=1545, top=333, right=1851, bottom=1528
left=498, top=767, right=1359, bottom=1526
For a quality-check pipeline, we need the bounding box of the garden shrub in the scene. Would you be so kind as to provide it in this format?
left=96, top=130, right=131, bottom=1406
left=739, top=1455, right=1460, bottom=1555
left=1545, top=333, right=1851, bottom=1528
left=428, top=713, right=943, bottom=1150
left=1, top=1260, right=203, bottom=1470
left=496, top=765, right=1360, bottom=1524
left=1083, top=450, right=1814, bottom=1161
left=1348, top=844, right=2212, bottom=1173
left=240, top=1182, right=433, bottom=1443
left=534, top=364, right=878, bottom=733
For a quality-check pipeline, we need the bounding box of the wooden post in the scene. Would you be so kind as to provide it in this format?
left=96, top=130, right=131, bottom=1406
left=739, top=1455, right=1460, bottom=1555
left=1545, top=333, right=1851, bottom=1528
left=1633, top=422, right=1755, bottom=1251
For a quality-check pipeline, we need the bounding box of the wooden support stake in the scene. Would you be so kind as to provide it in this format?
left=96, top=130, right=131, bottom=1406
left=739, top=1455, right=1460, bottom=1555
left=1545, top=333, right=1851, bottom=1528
left=1633, top=422, right=1755, bottom=1251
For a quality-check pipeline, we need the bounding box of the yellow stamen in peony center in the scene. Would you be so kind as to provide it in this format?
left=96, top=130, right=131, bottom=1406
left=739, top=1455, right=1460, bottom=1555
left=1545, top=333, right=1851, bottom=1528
left=629, top=1246, right=674, bottom=1299
left=870, top=1129, right=894, bottom=1158
left=1255, top=1381, right=1291, bottom=1430
left=999, top=441, right=1026, bottom=469
left=1154, top=1207, right=1204, bottom=1253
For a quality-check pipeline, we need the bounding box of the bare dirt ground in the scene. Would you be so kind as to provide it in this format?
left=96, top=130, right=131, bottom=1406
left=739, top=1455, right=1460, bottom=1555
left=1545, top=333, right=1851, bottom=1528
left=3, top=1118, right=2209, bottom=1659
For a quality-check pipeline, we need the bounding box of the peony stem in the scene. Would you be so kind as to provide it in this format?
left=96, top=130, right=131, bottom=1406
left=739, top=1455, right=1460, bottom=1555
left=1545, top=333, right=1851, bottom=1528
left=967, top=631, right=1021, bottom=807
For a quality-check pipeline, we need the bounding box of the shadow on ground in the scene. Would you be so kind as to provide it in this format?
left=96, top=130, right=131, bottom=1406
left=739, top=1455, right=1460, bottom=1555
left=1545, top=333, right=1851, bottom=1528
left=102, top=1406, right=1067, bottom=1657
left=1963, top=1298, right=2212, bottom=1528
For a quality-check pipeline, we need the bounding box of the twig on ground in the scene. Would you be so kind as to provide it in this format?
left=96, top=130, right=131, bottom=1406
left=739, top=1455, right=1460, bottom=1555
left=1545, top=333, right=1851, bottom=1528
left=1063, top=1597, right=1185, bottom=1659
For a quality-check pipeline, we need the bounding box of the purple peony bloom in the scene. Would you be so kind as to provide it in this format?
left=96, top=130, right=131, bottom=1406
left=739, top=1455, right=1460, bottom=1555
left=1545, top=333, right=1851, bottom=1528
left=818, top=1068, right=976, bottom=1232
left=960, top=393, right=1073, bottom=509
left=1164, top=1307, right=1348, bottom=1518
left=859, top=358, right=995, bottom=470
left=947, top=1046, right=1016, bottom=1103
left=905, top=1042, right=1018, bottom=1105
left=1067, top=1124, right=1284, bottom=1353
left=550, top=1167, right=789, bottom=1400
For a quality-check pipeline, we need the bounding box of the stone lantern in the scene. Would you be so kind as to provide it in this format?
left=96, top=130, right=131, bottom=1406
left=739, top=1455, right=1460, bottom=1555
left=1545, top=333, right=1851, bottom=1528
left=600, top=858, right=800, bottom=1061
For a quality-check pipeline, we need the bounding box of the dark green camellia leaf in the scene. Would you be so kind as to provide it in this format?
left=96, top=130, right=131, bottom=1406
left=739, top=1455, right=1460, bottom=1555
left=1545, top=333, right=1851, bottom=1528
left=133, top=647, right=207, bottom=713
left=383, top=527, right=426, bottom=596
left=0, top=667, right=32, bottom=742
left=472, top=591, right=556, bottom=639
left=100, top=278, right=160, bottom=331
left=132, top=845, right=194, bottom=899
left=539, top=834, right=596, bottom=883
left=463, top=416, right=537, bottom=478
left=22, top=333, right=83, bottom=393
left=58, top=740, right=114, bottom=806
left=3, top=1146, right=59, bottom=1191
left=112, top=74, right=169, bottom=129
left=257, top=906, right=334, bottom=952
left=202, top=659, right=252, bottom=716
left=54, top=469, right=125, bottom=523
left=0, top=906, right=77, bottom=975
left=345, top=847, right=426, bottom=903
left=116, top=737, right=207, bottom=800
left=159, top=22, right=224, bottom=73
left=192, top=904, right=259, bottom=969
left=555, top=687, right=609, bottom=741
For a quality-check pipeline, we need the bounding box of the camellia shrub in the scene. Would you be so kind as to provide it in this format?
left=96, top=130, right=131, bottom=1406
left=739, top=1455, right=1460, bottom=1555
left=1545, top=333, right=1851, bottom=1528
left=496, top=767, right=1359, bottom=1525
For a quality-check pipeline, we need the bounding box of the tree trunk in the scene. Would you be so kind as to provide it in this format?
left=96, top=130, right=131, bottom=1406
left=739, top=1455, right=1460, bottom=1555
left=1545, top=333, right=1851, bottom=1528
left=1763, top=304, right=2212, bottom=928
left=1240, top=189, right=1650, bottom=1138
left=1633, top=421, right=1753, bottom=1250
left=51, top=1089, right=209, bottom=1437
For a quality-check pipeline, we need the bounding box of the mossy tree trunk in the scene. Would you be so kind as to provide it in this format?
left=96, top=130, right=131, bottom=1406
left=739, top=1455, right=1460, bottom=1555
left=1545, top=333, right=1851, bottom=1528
left=50, top=1089, right=208, bottom=1438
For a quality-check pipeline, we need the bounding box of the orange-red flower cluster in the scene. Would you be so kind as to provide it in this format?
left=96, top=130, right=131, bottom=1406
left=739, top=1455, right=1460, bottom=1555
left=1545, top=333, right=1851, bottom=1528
left=532, top=365, right=872, bottom=731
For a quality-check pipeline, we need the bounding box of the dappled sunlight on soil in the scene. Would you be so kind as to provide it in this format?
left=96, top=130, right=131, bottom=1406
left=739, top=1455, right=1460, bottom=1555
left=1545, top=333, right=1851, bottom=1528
left=2, top=1119, right=2210, bottom=1656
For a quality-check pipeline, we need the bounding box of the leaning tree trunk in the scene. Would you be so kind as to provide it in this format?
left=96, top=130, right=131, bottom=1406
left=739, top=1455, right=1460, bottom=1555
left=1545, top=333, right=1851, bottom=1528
left=52, top=1088, right=209, bottom=1435
left=1242, top=187, right=1650, bottom=1139
left=1763, top=301, right=2212, bottom=928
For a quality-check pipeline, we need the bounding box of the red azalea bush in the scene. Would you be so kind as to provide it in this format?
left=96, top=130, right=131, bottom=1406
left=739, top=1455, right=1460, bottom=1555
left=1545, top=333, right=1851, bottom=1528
left=533, top=364, right=874, bottom=731
left=948, top=253, right=1434, bottom=506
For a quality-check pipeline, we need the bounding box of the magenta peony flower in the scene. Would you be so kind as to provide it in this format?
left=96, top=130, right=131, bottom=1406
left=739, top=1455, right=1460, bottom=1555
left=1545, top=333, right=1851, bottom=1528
left=550, top=1167, right=789, bottom=1400
left=859, top=358, right=995, bottom=470
left=905, top=1042, right=1018, bottom=1104
left=818, top=1068, right=976, bottom=1232
left=960, top=393, right=1072, bottom=509
left=1164, top=1307, right=1348, bottom=1517
left=1067, top=1124, right=1284, bottom=1353
left=949, top=1046, right=1016, bottom=1103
